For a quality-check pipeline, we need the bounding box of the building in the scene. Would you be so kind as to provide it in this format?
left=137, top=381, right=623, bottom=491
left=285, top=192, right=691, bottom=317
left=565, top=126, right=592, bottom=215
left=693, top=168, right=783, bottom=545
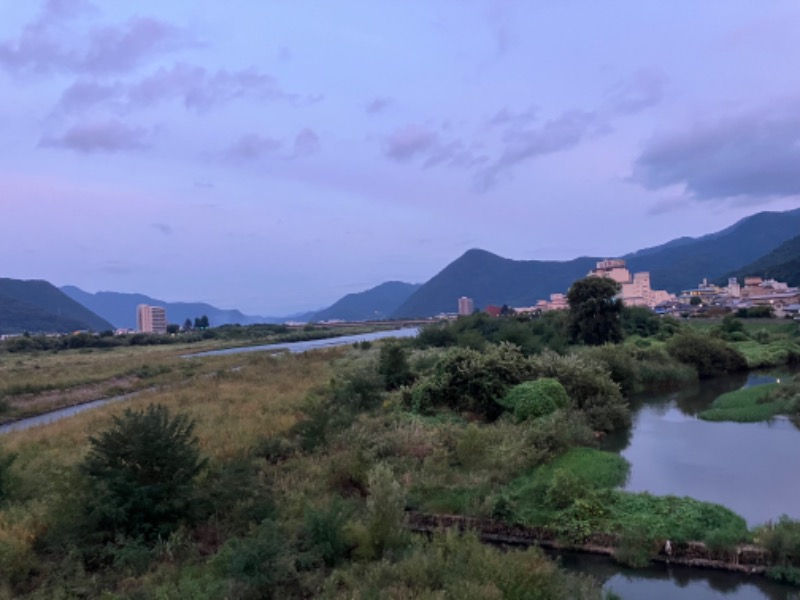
left=136, top=304, right=167, bottom=334
left=588, top=259, right=674, bottom=308
left=458, top=296, right=474, bottom=316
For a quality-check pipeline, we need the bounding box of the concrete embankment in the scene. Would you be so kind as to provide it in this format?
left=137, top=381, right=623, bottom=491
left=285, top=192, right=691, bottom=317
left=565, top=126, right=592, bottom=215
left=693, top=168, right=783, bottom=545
left=405, top=512, right=771, bottom=575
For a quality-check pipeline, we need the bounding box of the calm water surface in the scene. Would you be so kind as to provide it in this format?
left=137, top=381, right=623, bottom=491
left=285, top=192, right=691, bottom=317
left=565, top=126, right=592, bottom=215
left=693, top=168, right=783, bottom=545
left=605, top=367, right=800, bottom=527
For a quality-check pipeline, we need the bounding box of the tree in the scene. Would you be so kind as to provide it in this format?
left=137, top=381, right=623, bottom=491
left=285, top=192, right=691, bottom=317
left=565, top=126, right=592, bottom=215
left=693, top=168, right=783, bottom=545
left=378, top=342, right=414, bottom=390
left=690, top=296, right=702, bottom=306
left=166, top=323, right=180, bottom=335
left=82, top=404, right=207, bottom=541
left=567, top=277, right=623, bottom=345
left=183, top=318, right=193, bottom=331
left=194, top=315, right=210, bottom=329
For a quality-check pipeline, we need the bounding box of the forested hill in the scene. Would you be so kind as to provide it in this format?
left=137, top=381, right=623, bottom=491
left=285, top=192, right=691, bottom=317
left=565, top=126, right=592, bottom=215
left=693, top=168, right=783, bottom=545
left=624, top=208, right=800, bottom=292
left=312, top=281, right=421, bottom=322
left=392, top=250, right=601, bottom=318
left=0, top=278, right=113, bottom=334
left=60, top=286, right=276, bottom=330
left=720, top=234, right=800, bottom=287
left=393, top=207, right=800, bottom=318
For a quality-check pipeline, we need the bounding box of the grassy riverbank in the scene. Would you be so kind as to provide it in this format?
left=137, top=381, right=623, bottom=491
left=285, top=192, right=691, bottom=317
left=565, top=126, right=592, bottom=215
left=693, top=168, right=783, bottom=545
left=1, top=307, right=799, bottom=597
left=699, top=377, right=800, bottom=423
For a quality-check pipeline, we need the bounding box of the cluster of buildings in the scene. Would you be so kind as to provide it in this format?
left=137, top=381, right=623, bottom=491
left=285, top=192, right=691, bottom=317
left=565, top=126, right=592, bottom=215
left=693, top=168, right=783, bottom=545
left=136, top=304, right=167, bottom=334
left=454, top=258, right=800, bottom=319
left=674, top=276, right=800, bottom=317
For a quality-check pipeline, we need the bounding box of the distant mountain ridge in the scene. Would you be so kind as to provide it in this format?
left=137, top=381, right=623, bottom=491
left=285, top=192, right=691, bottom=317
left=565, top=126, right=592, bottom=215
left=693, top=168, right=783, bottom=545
left=60, top=287, right=289, bottom=330
left=312, top=281, right=421, bottom=322
left=393, top=207, right=800, bottom=317
left=721, top=234, right=800, bottom=287
left=0, top=278, right=113, bottom=334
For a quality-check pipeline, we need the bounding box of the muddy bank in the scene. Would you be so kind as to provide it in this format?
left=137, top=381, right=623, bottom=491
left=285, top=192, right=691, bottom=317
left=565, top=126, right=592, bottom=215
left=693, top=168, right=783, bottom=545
left=405, top=512, right=771, bottom=575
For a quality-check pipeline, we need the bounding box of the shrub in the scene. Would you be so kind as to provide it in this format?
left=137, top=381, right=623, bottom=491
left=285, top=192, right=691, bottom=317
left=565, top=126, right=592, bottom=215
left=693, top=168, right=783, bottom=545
left=530, top=350, right=629, bottom=431
left=581, top=345, right=638, bottom=397
left=364, top=463, right=406, bottom=559
left=665, top=332, right=747, bottom=377
left=501, top=378, right=569, bottom=422
left=378, top=342, right=415, bottom=390
left=82, top=404, right=207, bottom=542
left=298, top=498, right=353, bottom=569
left=411, top=343, right=532, bottom=420
left=454, top=423, right=489, bottom=469
left=0, top=447, right=15, bottom=503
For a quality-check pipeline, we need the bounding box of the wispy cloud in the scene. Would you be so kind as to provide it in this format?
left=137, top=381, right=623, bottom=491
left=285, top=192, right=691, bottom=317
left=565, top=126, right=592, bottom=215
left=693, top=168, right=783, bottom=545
left=39, top=119, right=148, bottom=153
left=365, top=97, right=393, bottom=114
left=0, top=4, right=190, bottom=75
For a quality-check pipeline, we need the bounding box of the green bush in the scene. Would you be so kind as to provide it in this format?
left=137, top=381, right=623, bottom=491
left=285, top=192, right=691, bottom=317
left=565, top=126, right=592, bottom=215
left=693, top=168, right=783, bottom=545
left=530, top=350, right=629, bottom=431
left=501, top=378, right=569, bottom=422
left=756, top=516, right=800, bottom=565
left=0, top=447, right=15, bottom=503
left=665, top=332, right=748, bottom=377
left=378, top=342, right=415, bottom=390
left=298, top=498, right=353, bottom=569
left=82, top=404, right=207, bottom=542
left=411, top=342, right=532, bottom=420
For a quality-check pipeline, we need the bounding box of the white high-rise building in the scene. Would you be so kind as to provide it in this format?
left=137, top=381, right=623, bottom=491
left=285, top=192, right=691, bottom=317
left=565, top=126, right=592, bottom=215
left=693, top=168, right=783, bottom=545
left=136, top=304, right=167, bottom=334
left=458, top=296, right=474, bottom=316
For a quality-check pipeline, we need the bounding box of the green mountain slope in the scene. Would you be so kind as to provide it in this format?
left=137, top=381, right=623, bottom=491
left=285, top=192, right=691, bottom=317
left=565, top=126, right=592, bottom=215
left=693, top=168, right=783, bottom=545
left=0, top=278, right=113, bottom=334
left=721, top=234, right=800, bottom=287
left=312, top=281, right=421, bottom=321
left=625, top=208, right=800, bottom=292
left=393, top=207, right=800, bottom=318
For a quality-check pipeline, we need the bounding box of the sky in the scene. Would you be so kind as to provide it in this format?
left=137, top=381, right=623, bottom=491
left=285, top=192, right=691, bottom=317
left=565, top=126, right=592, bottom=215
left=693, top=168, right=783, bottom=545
left=2, top=1, right=800, bottom=315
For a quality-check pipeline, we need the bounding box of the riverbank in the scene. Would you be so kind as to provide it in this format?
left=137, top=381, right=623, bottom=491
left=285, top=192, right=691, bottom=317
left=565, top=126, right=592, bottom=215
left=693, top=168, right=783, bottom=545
left=406, top=512, right=771, bottom=575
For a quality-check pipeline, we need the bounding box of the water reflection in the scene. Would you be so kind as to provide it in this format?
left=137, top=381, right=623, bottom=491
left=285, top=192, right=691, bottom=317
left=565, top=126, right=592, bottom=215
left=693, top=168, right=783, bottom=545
left=559, top=552, right=799, bottom=600
left=606, top=367, right=800, bottom=526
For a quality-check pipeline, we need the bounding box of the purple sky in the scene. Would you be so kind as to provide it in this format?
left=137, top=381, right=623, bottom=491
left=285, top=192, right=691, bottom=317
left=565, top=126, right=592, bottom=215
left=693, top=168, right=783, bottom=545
left=3, top=1, right=800, bottom=315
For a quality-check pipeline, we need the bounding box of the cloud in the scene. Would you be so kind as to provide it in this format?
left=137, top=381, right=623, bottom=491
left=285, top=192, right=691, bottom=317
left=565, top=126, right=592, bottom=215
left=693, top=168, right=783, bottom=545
left=39, top=119, right=148, bottom=153
left=383, top=125, right=440, bottom=162
left=56, top=63, right=297, bottom=113
left=293, top=128, right=320, bottom=157
left=152, top=223, right=172, bottom=235
left=226, top=133, right=282, bottom=161
left=365, top=97, right=392, bottom=114
left=605, top=69, right=667, bottom=115
left=632, top=103, right=800, bottom=201
left=476, top=109, right=602, bottom=190
left=0, top=4, right=189, bottom=75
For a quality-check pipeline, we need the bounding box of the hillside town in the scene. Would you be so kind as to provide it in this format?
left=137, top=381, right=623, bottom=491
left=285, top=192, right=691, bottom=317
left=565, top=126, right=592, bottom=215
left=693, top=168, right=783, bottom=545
left=456, top=258, right=800, bottom=320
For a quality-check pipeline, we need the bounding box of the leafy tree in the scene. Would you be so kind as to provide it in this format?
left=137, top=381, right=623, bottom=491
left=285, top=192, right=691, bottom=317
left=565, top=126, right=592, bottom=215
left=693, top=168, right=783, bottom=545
left=501, top=378, right=569, bottom=422
left=690, top=296, right=702, bottom=306
left=82, top=404, right=207, bottom=541
left=166, top=323, right=180, bottom=335
left=567, top=277, right=623, bottom=346
left=378, top=342, right=414, bottom=390
left=183, top=318, right=193, bottom=331
left=665, top=331, right=748, bottom=378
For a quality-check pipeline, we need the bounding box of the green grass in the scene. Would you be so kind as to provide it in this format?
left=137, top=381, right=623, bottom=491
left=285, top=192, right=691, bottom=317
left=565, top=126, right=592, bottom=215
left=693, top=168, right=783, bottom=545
left=699, top=383, right=785, bottom=422
left=733, top=340, right=800, bottom=369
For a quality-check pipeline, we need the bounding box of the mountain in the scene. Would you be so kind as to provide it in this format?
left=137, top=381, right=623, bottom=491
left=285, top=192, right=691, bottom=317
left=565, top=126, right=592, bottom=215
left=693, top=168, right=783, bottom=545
left=60, top=287, right=282, bottom=330
left=720, top=234, right=800, bottom=287
left=624, top=208, right=800, bottom=292
left=393, top=250, right=601, bottom=317
left=0, top=278, right=114, bottom=334
left=312, top=281, right=421, bottom=322
left=393, top=207, right=800, bottom=318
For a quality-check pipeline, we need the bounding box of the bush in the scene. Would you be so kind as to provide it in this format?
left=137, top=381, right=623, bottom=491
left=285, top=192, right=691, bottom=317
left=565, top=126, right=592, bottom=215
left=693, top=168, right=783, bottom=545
left=364, top=463, right=406, bottom=559
left=411, top=343, right=532, bottom=420
left=665, top=332, right=748, bottom=378
left=501, top=379, right=569, bottom=422
left=0, top=447, right=15, bottom=503
left=298, top=498, right=353, bottom=569
left=530, top=350, right=629, bottom=431
left=378, top=342, right=415, bottom=390
left=82, top=404, right=207, bottom=541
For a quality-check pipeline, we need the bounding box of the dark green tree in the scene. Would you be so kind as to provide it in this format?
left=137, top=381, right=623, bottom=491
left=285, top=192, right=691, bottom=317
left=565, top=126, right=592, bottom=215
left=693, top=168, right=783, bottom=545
left=690, top=296, right=702, bottom=306
left=183, top=318, right=193, bottom=331
left=166, top=323, right=180, bottom=335
left=567, top=277, right=623, bottom=345
left=378, top=342, right=414, bottom=390
left=82, top=404, right=207, bottom=541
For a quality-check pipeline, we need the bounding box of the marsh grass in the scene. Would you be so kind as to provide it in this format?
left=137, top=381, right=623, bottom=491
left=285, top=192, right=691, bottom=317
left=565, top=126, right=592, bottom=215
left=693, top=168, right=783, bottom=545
left=699, top=383, right=784, bottom=422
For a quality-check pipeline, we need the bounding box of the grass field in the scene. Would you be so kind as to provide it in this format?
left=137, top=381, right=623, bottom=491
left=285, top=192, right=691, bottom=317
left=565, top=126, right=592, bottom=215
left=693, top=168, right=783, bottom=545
left=699, top=383, right=784, bottom=422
